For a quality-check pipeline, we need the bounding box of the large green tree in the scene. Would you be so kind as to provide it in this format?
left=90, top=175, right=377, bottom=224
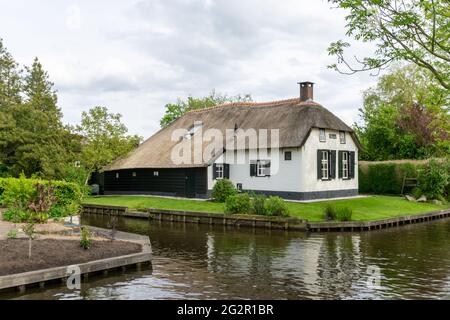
left=328, top=0, right=450, bottom=90
left=2, top=58, right=72, bottom=178
left=160, top=90, right=252, bottom=127
left=355, top=64, right=449, bottom=160
left=75, top=106, right=142, bottom=184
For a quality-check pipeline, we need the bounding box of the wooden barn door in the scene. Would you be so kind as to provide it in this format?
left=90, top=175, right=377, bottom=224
left=185, top=169, right=196, bottom=198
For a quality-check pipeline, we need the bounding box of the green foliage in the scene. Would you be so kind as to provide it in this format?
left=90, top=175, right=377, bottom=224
left=336, top=207, right=353, bottom=222
left=324, top=204, right=337, bottom=221
left=328, top=1, right=450, bottom=89
left=418, top=158, right=450, bottom=200
left=264, top=196, right=289, bottom=217
left=80, top=227, right=91, bottom=250
left=6, top=229, right=17, bottom=239
left=225, top=193, right=252, bottom=215
left=160, top=91, right=252, bottom=127
left=359, top=162, right=423, bottom=195
left=212, top=179, right=237, bottom=202
left=0, top=177, right=83, bottom=222
left=355, top=65, right=449, bottom=161
left=2, top=207, right=30, bottom=223
left=75, top=106, right=142, bottom=184
left=251, top=194, right=267, bottom=216
left=0, top=174, right=36, bottom=210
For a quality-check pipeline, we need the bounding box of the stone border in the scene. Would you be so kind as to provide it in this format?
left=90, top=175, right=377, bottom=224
left=82, top=204, right=450, bottom=233
left=0, top=227, right=152, bottom=293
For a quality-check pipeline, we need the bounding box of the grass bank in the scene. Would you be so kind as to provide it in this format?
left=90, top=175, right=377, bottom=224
left=83, top=195, right=449, bottom=222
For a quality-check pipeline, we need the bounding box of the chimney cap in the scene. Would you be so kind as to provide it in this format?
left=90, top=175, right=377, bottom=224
left=298, top=81, right=315, bottom=86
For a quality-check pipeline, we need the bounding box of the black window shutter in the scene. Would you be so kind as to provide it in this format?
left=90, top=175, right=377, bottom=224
left=250, top=162, right=257, bottom=177
left=317, top=150, right=322, bottom=180
left=224, top=164, right=230, bottom=179
left=330, top=150, right=336, bottom=179
left=212, top=164, right=217, bottom=180
left=266, top=161, right=271, bottom=177
left=338, top=151, right=343, bottom=178
left=349, top=151, right=355, bottom=178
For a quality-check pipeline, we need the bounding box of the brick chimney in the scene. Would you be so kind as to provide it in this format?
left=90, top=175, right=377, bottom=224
left=298, top=81, right=314, bottom=102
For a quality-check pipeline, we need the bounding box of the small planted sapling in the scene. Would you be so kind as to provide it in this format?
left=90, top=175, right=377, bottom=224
left=23, top=222, right=36, bottom=259
left=80, top=227, right=91, bottom=250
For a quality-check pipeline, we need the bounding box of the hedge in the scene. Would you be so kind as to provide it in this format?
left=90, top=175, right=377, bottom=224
left=0, top=177, right=83, bottom=208
left=358, top=161, right=423, bottom=195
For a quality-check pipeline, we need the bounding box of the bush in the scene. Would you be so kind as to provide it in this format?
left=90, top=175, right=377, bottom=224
left=225, top=193, right=252, bottom=215
left=418, top=158, right=449, bottom=200
left=0, top=177, right=83, bottom=222
left=2, top=207, right=30, bottom=223
left=0, top=175, right=36, bottom=210
left=264, top=196, right=289, bottom=217
left=323, top=204, right=337, bottom=220
left=251, top=194, right=267, bottom=215
left=336, top=207, right=353, bottom=221
left=7, top=229, right=18, bottom=239
left=212, top=179, right=237, bottom=202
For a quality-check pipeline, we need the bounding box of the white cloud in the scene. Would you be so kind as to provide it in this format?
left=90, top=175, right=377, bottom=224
left=0, top=0, right=381, bottom=138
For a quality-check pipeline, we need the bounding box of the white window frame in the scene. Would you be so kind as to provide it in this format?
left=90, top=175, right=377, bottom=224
left=132, top=172, right=137, bottom=177
left=153, top=171, right=159, bottom=177
left=321, top=151, right=329, bottom=180
left=342, top=152, right=349, bottom=179
left=340, top=131, right=346, bottom=144
left=215, top=164, right=224, bottom=180
left=257, top=160, right=270, bottom=177
left=319, top=129, right=326, bottom=142
left=116, top=173, right=120, bottom=179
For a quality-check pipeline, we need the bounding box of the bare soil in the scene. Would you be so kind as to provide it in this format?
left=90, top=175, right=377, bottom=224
left=0, top=239, right=142, bottom=276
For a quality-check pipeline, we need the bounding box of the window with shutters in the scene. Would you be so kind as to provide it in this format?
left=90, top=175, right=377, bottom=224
left=319, top=129, right=326, bottom=142
left=321, top=151, right=329, bottom=180
left=342, top=152, right=348, bottom=179
left=257, top=160, right=271, bottom=177
left=215, top=164, right=224, bottom=179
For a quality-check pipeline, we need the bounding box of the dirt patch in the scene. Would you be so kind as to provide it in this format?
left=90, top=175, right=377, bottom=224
left=0, top=239, right=142, bottom=276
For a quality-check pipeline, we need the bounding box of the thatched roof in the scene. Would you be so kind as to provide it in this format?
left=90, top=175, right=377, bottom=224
left=105, top=98, right=360, bottom=170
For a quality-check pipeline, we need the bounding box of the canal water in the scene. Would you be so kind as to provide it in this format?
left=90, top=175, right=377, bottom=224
left=5, top=215, right=450, bottom=300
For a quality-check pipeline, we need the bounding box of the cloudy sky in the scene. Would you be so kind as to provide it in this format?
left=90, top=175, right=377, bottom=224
left=0, top=0, right=380, bottom=138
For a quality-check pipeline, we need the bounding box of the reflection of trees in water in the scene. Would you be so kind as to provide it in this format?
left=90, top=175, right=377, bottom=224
left=314, top=234, right=364, bottom=299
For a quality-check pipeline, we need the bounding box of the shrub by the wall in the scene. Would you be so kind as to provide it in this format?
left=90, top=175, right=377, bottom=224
left=225, top=193, right=252, bottom=215
left=212, top=179, right=237, bottom=202
left=418, top=158, right=449, bottom=200
left=264, top=196, right=289, bottom=217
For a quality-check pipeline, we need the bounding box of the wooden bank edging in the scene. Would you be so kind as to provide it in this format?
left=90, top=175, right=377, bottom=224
left=81, top=204, right=450, bottom=232
left=0, top=227, right=152, bottom=293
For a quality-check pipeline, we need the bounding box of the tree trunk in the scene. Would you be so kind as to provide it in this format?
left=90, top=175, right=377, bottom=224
left=28, top=238, right=32, bottom=259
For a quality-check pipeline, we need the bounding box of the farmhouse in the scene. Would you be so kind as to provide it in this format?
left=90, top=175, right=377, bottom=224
left=104, top=82, right=361, bottom=200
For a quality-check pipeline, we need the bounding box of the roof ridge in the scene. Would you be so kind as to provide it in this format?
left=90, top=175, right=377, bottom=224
left=186, top=97, right=302, bottom=114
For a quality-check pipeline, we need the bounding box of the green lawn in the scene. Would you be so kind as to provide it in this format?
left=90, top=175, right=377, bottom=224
left=83, top=195, right=449, bottom=222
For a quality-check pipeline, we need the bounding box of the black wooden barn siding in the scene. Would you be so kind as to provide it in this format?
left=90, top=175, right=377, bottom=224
left=104, top=167, right=208, bottom=198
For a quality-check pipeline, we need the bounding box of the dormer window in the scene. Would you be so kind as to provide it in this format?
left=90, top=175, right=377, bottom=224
left=185, top=121, right=203, bottom=140
left=319, top=129, right=326, bottom=142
